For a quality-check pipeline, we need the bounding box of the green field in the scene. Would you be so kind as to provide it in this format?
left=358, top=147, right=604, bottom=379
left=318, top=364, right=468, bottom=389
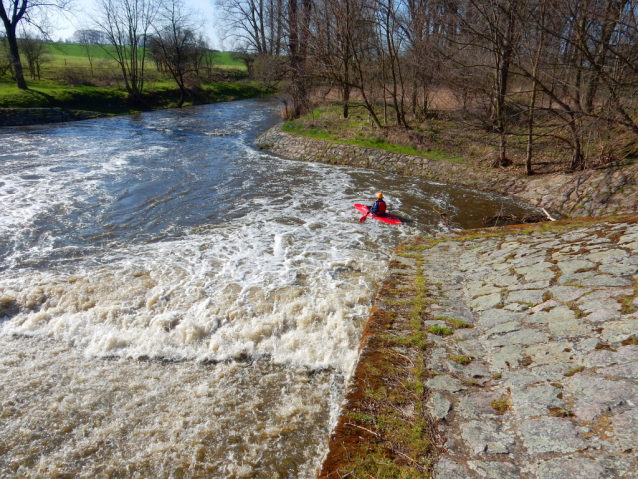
left=42, top=43, right=246, bottom=68
left=0, top=41, right=261, bottom=114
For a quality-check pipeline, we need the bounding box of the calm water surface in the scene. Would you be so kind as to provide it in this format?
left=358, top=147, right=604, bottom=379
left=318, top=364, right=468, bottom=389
left=0, top=98, right=540, bottom=478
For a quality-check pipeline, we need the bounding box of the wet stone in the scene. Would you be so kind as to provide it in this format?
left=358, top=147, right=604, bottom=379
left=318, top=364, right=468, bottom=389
left=478, top=309, right=526, bottom=329
left=568, top=375, right=638, bottom=422
left=492, top=274, right=519, bottom=287
left=471, top=293, right=502, bottom=311
left=511, top=280, right=552, bottom=291
left=469, top=284, right=501, bottom=298
left=514, top=261, right=554, bottom=275
left=468, top=461, right=521, bottom=479
left=512, top=257, right=549, bottom=268
left=612, top=407, right=638, bottom=450
left=599, top=262, right=638, bottom=275
left=578, top=297, right=622, bottom=313
left=458, top=391, right=507, bottom=420
left=429, top=392, right=452, bottom=421
left=556, top=259, right=595, bottom=275
left=506, top=290, right=545, bottom=306
left=601, top=320, right=638, bottom=343
left=586, top=249, right=629, bottom=262
left=461, top=420, right=515, bottom=454
left=492, top=345, right=523, bottom=371
left=548, top=319, right=592, bottom=338
left=459, top=341, right=487, bottom=360
left=550, top=286, right=589, bottom=302
left=560, top=232, right=590, bottom=242
left=510, top=384, right=564, bottom=418
left=581, top=275, right=633, bottom=288
left=518, top=417, right=586, bottom=454
left=558, top=271, right=597, bottom=284
left=525, top=269, right=556, bottom=282
left=585, top=309, right=622, bottom=323
left=603, top=361, right=638, bottom=379
left=527, top=306, right=575, bottom=324
left=529, top=457, right=607, bottom=479
left=525, top=341, right=574, bottom=366
left=433, top=458, right=476, bottom=479
left=486, top=320, right=522, bottom=337
left=528, top=362, right=575, bottom=381
left=575, top=337, right=599, bottom=353
left=503, top=303, right=528, bottom=312
left=424, top=320, right=448, bottom=328
left=437, top=309, right=474, bottom=324
left=426, top=374, right=466, bottom=393
left=489, top=329, right=548, bottom=348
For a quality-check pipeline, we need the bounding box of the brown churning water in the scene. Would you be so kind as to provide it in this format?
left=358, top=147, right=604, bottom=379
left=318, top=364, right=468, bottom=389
left=0, top=98, right=540, bottom=478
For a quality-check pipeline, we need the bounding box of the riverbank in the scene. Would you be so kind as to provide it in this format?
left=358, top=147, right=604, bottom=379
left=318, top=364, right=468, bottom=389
left=0, top=81, right=273, bottom=126
left=256, top=124, right=638, bottom=219
left=320, top=216, right=638, bottom=478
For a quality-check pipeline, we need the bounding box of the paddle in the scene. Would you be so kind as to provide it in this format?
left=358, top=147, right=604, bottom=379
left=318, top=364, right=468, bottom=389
left=359, top=207, right=373, bottom=223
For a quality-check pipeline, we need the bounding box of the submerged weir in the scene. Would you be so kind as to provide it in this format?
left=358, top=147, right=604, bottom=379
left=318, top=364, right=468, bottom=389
left=0, top=98, right=540, bottom=477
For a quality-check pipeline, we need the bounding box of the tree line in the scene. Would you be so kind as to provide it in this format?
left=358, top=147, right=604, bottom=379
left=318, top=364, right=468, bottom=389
left=219, top=0, right=638, bottom=171
left=1, top=0, right=215, bottom=107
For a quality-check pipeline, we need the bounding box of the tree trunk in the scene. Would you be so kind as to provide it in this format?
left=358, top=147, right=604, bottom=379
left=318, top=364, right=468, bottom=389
left=568, top=115, right=584, bottom=171
left=5, top=25, right=27, bottom=89
left=342, top=83, right=350, bottom=118
left=525, top=77, right=539, bottom=175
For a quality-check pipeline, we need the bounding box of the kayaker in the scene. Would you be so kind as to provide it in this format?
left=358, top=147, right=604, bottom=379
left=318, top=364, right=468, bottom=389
left=369, top=193, right=387, bottom=217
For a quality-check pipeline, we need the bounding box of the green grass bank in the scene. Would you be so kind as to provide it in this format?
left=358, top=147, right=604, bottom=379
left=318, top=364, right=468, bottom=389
left=0, top=43, right=268, bottom=118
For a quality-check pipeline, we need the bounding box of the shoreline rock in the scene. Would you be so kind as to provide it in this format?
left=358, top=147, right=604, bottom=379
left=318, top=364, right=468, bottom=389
left=319, top=217, right=638, bottom=478
left=0, top=108, right=106, bottom=127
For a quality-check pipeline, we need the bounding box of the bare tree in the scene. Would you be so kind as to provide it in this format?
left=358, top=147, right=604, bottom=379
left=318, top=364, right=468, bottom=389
left=19, top=29, right=47, bottom=79
left=216, top=0, right=638, bottom=169
left=0, top=0, right=68, bottom=89
left=73, top=28, right=106, bottom=76
left=0, top=32, right=13, bottom=76
left=148, top=0, right=207, bottom=107
left=93, top=0, right=159, bottom=103
left=216, top=0, right=285, bottom=54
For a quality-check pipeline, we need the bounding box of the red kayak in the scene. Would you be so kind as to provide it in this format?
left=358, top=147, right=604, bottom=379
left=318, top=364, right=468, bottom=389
left=354, top=204, right=403, bottom=225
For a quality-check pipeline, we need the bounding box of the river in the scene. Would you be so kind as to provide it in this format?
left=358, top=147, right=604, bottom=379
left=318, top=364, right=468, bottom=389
left=0, top=98, right=539, bottom=478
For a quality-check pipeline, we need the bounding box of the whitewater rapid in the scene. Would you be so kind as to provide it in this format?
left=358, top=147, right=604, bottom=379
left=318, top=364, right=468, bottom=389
left=0, top=98, right=540, bottom=477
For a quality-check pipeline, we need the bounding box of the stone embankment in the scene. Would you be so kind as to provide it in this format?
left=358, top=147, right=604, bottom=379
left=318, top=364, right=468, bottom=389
left=0, top=108, right=105, bottom=127
left=256, top=124, right=638, bottom=219
left=321, top=218, right=638, bottom=478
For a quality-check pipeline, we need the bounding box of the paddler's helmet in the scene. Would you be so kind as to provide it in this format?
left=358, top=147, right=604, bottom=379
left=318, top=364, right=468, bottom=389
left=377, top=192, right=384, bottom=198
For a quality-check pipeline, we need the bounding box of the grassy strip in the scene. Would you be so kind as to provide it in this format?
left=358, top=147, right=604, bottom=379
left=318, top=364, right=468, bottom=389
left=319, top=251, right=437, bottom=478
left=1, top=42, right=256, bottom=116
left=0, top=80, right=273, bottom=115
left=282, top=107, right=465, bottom=163
left=42, top=43, right=245, bottom=68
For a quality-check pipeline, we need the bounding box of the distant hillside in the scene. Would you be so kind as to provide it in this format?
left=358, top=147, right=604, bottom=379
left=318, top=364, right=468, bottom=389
left=43, top=43, right=245, bottom=68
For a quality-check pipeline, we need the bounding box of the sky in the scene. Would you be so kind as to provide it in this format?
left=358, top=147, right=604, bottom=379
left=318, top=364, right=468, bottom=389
left=53, top=0, right=224, bottom=49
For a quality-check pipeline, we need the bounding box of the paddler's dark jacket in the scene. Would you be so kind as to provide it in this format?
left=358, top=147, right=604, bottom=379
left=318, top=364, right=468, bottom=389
left=369, top=198, right=387, bottom=216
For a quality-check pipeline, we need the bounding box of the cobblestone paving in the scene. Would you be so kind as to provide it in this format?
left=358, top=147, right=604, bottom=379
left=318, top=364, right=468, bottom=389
left=410, top=220, right=638, bottom=478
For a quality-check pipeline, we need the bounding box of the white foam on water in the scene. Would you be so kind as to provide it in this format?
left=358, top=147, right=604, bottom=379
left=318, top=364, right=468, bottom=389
left=0, top=150, right=406, bottom=376
left=0, top=102, right=426, bottom=477
left=0, top=335, right=342, bottom=478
